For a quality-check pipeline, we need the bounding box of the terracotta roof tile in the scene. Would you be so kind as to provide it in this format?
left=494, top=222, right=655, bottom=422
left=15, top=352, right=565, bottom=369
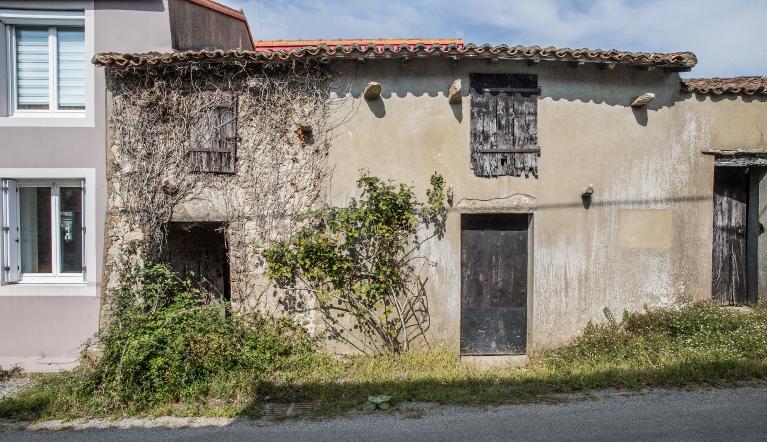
left=253, top=38, right=464, bottom=51
left=681, top=76, right=767, bottom=95
left=92, top=43, right=697, bottom=70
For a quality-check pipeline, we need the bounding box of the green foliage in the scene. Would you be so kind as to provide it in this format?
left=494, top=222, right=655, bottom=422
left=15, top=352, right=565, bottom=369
left=0, top=263, right=324, bottom=418
left=4, top=301, right=767, bottom=420
left=82, top=263, right=321, bottom=412
left=0, top=365, right=21, bottom=382
left=366, top=394, right=392, bottom=410
left=546, top=302, right=767, bottom=378
left=263, top=172, right=447, bottom=354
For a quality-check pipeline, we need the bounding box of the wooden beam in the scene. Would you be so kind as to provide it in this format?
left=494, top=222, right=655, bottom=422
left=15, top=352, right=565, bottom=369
left=526, top=57, right=540, bottom=66
left=598, top=62, right=617, bottom=70
left=715, top=155, right=767, bottom=167
left=475, top=148, right=541, bottom=154
left=488, top=57, right=499, bottom=64
left=568, top=60, right=585, bottom=68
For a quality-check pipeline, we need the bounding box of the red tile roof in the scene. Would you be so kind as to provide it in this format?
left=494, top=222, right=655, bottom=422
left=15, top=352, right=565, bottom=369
left=681, top=77, right=767, bottom=95
left=93, top=43, right=697, bottom=70
left=253, top=38, right=464, bottom=51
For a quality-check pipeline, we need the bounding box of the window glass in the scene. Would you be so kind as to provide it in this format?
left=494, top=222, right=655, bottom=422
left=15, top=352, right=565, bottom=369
left=19, top=187, right=52, bottom=273
left=57, top=27, right=85, bottom=110
left=15, top=27, right=50, bottom=110
left=59, top=187, right=83, bottom=273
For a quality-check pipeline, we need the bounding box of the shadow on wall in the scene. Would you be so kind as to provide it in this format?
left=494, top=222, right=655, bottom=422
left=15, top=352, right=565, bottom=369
left=330, top=58, right=717, bottom=117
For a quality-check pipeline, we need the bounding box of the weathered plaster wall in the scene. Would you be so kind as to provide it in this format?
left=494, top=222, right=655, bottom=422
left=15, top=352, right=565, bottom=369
left=326, top=59, right=767, bottom=352
left=99, top=57, right=767, bottom=357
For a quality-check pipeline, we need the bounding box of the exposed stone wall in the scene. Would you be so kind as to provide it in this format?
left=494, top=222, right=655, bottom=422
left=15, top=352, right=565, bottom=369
left=102, top=61, right=343, bottom=329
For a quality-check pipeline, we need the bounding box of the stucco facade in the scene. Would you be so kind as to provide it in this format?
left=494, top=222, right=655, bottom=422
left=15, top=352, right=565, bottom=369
left=326, top=59, right=767, bottom=351
left=93, top=46, right=767, bottom=356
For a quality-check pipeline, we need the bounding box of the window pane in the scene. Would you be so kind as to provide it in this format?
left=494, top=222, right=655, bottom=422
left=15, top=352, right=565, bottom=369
left=15, top=27, right=50, bottom=110
left=19, top=187, right=52, bottom=274
left=57, top=27, right=85, bottom=110
left=59, top=187, right=83, bottom=273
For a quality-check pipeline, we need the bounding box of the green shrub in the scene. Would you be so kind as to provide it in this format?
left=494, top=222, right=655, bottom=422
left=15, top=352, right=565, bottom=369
left=263, top=172, right=447, bottom=354
left=13, top=263, right=324, bottom=416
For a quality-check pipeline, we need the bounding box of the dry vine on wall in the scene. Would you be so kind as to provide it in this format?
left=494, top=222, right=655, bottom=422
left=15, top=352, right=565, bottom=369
left=103, top=60, right=347, bottom=324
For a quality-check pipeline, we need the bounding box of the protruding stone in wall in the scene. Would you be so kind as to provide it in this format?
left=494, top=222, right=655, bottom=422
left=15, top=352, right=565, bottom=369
left=631, top=92, right=655, bottom=107
left=448, top=79, right=462, bottom=104
left=363, top=82, right=382, bottom=100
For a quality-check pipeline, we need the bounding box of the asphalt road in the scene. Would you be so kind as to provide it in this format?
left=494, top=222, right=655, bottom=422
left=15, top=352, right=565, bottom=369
left=3, top=385, right=767, bottom=441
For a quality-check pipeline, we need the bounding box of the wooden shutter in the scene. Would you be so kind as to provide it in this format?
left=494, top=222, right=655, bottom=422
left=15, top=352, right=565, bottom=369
left=2, top=179, right=20, bottom=283
left=470, top=74, right=539, bottom=177
left=190, top=103, right=237, bottom=174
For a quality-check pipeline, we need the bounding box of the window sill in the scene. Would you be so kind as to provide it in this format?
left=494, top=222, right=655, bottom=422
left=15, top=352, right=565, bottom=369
left=0, top=282, right=97, bottom=297
left=0, top=113, right=93, bottom=128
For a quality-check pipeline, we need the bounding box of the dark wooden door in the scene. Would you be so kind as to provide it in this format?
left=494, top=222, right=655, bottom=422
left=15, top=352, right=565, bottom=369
left=461, top=214, right=528, bottom=355
left=712, top=167, right=749, bottom=305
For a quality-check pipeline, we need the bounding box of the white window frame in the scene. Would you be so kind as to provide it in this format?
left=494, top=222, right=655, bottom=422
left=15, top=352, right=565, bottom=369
left=7, top=24, right=85, bottom=116
left=0, top=168, right=95, bottom=292
left=13, top=179, right=85, bottom=284
left=0, top=5, right=94, bottom=127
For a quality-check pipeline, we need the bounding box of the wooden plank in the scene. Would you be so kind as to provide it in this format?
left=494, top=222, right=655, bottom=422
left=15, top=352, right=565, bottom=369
left=475, top=149, right=541, bottom=154
left=461, top=214, right=528, bottom=355
left=469, top=74, right=539, bottom=177
left=715, top=155, right=767, bottom=167
left=712, top=167, right=749, bottom=305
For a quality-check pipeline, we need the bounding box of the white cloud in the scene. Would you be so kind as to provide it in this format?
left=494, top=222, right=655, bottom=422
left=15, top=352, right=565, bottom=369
left=227, top=0, right=767, bottom=76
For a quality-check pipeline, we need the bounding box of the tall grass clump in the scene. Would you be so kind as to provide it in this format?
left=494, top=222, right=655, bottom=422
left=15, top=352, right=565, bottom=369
left=541, top=303, right=767, bottom=387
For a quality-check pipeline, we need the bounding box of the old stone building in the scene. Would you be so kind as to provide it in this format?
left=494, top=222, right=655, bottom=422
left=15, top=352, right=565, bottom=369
left=93, top=42, right=767, bottom=357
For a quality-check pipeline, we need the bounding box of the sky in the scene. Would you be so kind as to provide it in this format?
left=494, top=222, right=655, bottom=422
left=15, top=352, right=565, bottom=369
left=226, top=0, right=767, bottom=78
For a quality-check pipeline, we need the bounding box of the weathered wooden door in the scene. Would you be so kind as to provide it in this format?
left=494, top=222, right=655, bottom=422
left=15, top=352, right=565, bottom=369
left=712, top=167, right=749, bottom=305
left=461, top=214, right=528, bottom=355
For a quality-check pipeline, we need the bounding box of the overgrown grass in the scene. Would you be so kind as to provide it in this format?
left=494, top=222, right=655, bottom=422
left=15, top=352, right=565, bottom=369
left=2, top=301, right=767, bottom=421
left=0, top=365, right=21, bottom=382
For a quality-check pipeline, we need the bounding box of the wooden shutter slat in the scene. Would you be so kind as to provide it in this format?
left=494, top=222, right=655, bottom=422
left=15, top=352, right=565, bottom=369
left=470, top=74, right=539, bottom=177
left=189, top=102, right=237, bottom=174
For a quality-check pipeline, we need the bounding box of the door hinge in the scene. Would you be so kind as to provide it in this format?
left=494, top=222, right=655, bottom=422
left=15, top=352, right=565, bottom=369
left=2, top=227, right=8, bottom=232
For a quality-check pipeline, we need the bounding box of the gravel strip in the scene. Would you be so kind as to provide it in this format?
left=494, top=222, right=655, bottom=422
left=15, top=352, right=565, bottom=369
left=0, top=378, right=33, bottom=400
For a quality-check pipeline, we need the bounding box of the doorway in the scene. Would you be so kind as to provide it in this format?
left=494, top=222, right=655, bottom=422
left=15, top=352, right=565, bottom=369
left=460, top=213, right=529, bottom=355
left=163, top=222, right=231, bottom=301
left=712, top=167, right=762, bottom=305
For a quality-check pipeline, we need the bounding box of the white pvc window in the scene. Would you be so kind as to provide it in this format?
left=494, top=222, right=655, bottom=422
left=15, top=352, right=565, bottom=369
left=1, top=179, right=85, bottom=284
left=7, top=24, right=85, bottom=114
